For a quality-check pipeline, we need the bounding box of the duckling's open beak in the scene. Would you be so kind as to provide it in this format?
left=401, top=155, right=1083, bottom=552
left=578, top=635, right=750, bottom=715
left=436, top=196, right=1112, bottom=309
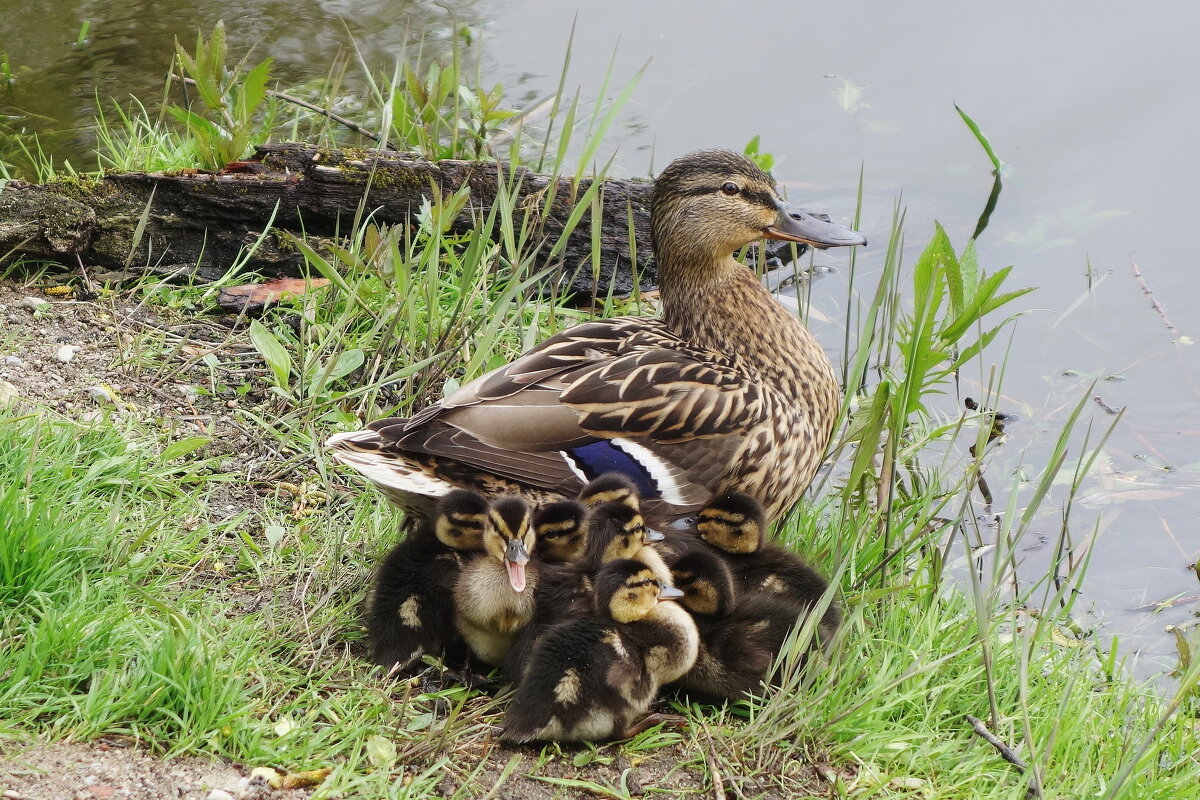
left=504, top=539, right=530, bottom=593
left=643, top=527, right=666, bottom=543
left=766, top=202, right=867, bottom=248
left=657, top=585, right=685, bottom=602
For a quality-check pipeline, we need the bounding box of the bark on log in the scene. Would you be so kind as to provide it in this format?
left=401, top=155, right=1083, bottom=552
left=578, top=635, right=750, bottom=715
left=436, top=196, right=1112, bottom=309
left=0, top=143, right=801, bottom=297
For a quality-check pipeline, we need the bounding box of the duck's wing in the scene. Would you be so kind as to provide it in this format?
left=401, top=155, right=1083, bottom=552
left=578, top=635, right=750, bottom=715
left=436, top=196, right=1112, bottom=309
left=329, top=318, right=768, bottom=516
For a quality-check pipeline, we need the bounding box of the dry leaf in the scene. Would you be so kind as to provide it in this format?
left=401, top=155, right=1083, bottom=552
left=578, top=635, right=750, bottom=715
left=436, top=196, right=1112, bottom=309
left=218, top=277, right=331, bottom=312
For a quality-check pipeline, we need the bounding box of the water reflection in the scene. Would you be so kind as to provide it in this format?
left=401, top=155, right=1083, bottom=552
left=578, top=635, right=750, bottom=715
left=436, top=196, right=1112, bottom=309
left=1, top=0, right=481, bottom=169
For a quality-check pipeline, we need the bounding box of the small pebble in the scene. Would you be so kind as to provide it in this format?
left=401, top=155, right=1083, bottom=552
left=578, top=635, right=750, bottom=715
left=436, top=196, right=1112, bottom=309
left=0, top=380, right=18, bottom=407
left=3, top=355, right=23, bottom=368
left=56, top=344, right=81, bottom=363
left=88, top=385, right=118, bottom=404
left=206, top=790, right=235, bottom=800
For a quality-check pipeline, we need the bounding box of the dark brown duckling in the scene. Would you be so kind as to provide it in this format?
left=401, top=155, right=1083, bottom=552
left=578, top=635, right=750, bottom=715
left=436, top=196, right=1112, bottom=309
left=695, top=491, right=840, bottom=638
left=366, top=489, right=487, bottom=673
left=453, top=495, right=539, bottom=666
left=501, top=558, right=698, bottom=743
left=670, top=549, right=823, bottom=700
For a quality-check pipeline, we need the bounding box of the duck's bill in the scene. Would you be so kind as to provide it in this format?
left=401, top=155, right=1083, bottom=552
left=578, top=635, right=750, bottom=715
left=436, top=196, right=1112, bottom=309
left=643, top=528, right=666, bottom=543
left=505, top=539, right=530, bottom=593
left=766, top=203, right=867, bottom=248
left=657, top=584, right=685, bottom=602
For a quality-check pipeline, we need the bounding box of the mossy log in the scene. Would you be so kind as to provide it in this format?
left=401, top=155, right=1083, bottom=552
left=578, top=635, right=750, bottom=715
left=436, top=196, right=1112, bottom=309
left=0, top=143, right=800, bottom=297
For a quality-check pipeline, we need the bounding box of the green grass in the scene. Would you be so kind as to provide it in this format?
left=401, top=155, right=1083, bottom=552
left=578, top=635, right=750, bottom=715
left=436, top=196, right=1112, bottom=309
left=2, top=24, right=1198, bottom=800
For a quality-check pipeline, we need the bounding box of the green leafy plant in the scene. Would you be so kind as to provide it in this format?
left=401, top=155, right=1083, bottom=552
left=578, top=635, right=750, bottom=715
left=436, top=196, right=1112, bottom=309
left=167, top=21, right=275, bottom=169
left=743, top=134, right=775, bottom=172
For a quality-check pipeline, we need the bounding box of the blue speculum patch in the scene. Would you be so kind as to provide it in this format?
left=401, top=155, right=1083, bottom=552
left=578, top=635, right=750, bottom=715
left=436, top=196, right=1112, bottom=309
left=565, top=440, right=659, bottom=499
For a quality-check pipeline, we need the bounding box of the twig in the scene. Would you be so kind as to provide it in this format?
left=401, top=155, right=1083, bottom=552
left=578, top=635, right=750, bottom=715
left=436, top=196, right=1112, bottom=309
left=704, top=745, right=726, bottom=800
left=1092, top=395, right=1121, bottom=415
left=1130, top=257, right=1178, bottom=335
left=169, top=74, right=383, bottom=143
left=965, top=714, right=1043, bottom=798
left=74, top=252, right=98, bottom=297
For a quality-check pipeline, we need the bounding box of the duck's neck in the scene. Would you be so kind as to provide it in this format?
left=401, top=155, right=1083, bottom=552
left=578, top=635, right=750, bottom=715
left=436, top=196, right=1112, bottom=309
left=660, top=254, right=828, bottom=388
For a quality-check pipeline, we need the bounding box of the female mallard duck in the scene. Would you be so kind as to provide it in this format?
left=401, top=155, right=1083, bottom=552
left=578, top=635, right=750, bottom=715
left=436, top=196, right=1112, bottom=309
left=670, top=549, right=825, bottom=700
left=366, top=489, right=487, bottom=673
left=327, top=149, right=864, bottom=526
left=501, top=558, right=699, bottom=743
left=453, top=494, right=539, bottom=666
left=694, top=491, right=841, bottom=638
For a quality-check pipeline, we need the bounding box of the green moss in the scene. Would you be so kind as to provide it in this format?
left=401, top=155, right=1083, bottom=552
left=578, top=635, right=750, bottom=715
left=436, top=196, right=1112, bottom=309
left=46, top=173, right=106, bottom=200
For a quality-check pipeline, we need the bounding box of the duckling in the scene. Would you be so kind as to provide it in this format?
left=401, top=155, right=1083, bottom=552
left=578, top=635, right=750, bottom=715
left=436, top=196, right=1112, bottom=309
left=577, top=472, right=641, bottom=510
left=453, top=495, right=539, bottom=666
left=501, top=558, right=699, bottom=743
left=366, top=489, right=487, bottom=673
left=670, top=549, right=821, bottom=700
left=503, top=497, right=665, bottom=680
left=327, top=150, right=865, bottom=527
left=696, top=491, right=840, bottom=637
left=533, top=499, right=588, bottom=563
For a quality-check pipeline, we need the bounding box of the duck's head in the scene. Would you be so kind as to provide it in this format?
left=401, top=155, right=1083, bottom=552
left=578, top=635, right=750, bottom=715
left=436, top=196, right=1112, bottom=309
left=433, top=489, right=490, bottom=551
left=485, top=496, right=536, bottom=592
left=594, top=558, right=685, bottom=623
left=695, top=491, right=767, bottom=554
left=584, top=501, right=660, bottom=566
left=670, top=550, right=737, bottom=617
left=650, top=149, right=865, bottom=276
left=533, top=499, right=588, bottom=562
left=577, top=472, right=641, bottom=511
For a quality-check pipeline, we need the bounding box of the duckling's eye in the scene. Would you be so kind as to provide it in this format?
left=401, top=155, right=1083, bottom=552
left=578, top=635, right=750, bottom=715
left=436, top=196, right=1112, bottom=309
left=720, top=182, right=740, bottom=196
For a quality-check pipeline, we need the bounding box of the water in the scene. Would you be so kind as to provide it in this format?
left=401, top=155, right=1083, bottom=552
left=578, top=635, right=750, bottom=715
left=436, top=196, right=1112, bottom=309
left=3, top=0, right=1197, bottom=676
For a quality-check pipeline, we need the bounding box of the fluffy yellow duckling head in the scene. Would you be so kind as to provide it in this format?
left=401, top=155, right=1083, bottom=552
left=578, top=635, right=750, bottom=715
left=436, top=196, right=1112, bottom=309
left=577, top=472, right=641, bottom=511
left=584, top=501, right=661, bottom=567
left=533, top=499, right=588, bottom=563
left=670, top=550, right=737, bottom=617
left=695, top=491, right=766, bottom=555
left=595, top=559, right=685, bottom=624
left=433, top=489, right=489, bottom=551
left=485, top=495, right=536, bottom=592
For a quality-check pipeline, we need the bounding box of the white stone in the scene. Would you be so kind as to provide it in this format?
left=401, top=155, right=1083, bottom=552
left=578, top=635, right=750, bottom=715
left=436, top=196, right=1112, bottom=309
left=55, top=344, right=82, bottom=363
left=15, top=296, right=50, bottom=310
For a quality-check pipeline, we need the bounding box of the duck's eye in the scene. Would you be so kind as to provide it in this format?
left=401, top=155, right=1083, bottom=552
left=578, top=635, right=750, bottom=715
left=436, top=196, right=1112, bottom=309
left=720, top=182, right=740, bottom=196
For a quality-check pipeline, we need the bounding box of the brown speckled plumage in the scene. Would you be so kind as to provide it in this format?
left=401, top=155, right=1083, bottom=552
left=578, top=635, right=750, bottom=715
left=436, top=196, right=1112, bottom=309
left=326, top=149, right=863, bottom=525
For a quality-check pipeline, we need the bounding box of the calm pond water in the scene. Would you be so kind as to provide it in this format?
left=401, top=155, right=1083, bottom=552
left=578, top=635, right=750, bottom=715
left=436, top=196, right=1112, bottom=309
left=3, top=1, right=1197, bottom=676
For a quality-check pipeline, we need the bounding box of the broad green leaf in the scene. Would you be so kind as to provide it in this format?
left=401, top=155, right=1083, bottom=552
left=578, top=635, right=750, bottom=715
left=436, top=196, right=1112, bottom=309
left=249, top=319, right=292, bottom=389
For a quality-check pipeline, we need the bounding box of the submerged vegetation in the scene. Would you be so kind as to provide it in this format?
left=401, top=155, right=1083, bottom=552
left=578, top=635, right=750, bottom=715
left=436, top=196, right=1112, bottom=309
left=2, top=23, right=1197, bottom=800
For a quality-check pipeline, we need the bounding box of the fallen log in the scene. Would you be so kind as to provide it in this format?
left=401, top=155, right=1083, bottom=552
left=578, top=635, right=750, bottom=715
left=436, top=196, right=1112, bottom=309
left=0, top=143, right=803, bottom=297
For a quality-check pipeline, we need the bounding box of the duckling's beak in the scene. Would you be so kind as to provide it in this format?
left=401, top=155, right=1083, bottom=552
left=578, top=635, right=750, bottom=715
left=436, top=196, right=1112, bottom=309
left=766, top=202, right=867, bottom=248
left=657, top=585, right=685, bottom=602
left=643, top=527, right=666, bottom=543
left=504, top=539, right=530, bottom=593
